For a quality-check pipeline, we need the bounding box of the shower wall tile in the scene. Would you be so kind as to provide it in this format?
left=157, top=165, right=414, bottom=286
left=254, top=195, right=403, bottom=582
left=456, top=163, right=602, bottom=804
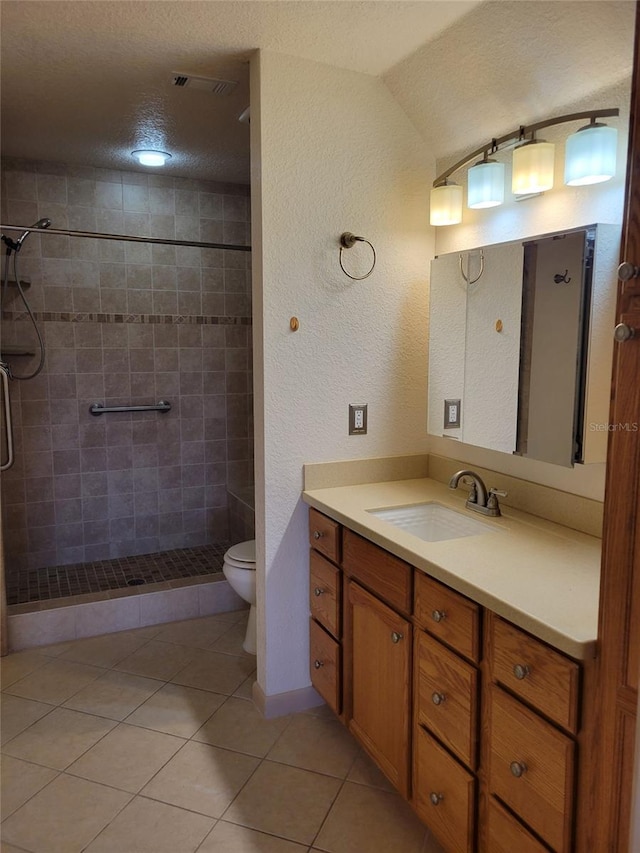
left=1, top=158, right=253, bottom=574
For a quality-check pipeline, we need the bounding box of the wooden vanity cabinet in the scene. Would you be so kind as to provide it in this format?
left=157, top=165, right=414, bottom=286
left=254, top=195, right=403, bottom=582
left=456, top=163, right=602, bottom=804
left=484, top=612, right=581, bottom=853
left=307, top=508, right=589, bottom=853
left=308, top=511, right=343, bottom=715
left=412, top=572, right=481, bottom=852
left=347, top=579, right=412, bottom=796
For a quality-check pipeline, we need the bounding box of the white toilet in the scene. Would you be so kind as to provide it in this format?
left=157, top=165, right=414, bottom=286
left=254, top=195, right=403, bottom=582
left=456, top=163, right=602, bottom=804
left=222, top=540, right=256, bottom=655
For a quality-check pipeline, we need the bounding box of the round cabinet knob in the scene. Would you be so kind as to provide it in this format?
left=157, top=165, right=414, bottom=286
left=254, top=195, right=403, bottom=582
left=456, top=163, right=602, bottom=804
left=313, top=530, right=324, bottom=540
left=429, top=792, right=444, bottom=806
left=431, top=692, right=446, bottom=706
left=618, top=261, right=640, bottom=281
left=431, top=610, right=446, bottom=623
left=513, top=663, right=530, bottom=680
left=391, top=631, right=403, bottom=644
left=614, top=323, right=636, bottom=343
left=510, top=761, right=527, bottom=778
left=314, top=587, right=324, bottom=597
left=314, top=660, right=324, bottom=669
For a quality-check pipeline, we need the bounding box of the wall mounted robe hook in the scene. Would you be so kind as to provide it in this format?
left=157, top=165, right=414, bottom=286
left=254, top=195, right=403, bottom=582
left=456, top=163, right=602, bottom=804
left=459, top=249, right=485, bottom=285
left=339, top=232, right=376, bottom=280
left=554, top=269, right=572, bottom=284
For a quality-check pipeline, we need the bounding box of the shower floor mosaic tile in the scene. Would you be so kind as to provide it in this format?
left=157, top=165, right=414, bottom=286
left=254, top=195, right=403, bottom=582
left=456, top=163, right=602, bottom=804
left=5, top=544, right=229, bottom=606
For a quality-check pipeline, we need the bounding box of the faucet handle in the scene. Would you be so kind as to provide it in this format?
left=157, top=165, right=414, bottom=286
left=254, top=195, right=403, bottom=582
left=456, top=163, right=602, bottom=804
left=489, top=488, right=507, bottom=498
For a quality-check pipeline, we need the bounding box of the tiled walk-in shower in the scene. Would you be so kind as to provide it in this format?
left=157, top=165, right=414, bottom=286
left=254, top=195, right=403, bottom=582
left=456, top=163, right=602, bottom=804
left=1, top=158, right=254, bottom=608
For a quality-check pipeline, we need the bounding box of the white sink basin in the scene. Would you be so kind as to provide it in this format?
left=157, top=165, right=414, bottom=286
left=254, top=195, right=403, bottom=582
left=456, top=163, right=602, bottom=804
left=366, top=501, right=500, bottom=543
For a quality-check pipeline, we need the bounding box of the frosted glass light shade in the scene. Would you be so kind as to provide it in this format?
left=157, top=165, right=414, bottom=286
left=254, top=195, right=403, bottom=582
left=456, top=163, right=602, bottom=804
left=564, top=124, right=618, bottom=186
left=512, top=141, right=555, bottom=194
left=467, top=160, right=505, bottom=209
left=132, top=150, right=171, bottom=167
left=430, top=183, right=463, bottom=226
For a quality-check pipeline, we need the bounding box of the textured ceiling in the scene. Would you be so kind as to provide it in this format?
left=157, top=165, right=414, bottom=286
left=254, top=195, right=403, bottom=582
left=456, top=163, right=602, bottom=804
left=384, top=0, right=635, bottom=168
left=0, top=0, right=479, bottom=183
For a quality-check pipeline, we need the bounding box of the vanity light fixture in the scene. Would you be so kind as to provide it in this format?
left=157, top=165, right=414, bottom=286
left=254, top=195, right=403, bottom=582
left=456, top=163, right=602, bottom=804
left=512, top=137, right=555, bottom=195
left=429, top=180, right=463, bottom=226
left=429, top=108, right=619, bottom=225
left=564, top=120, right=618, bottom=186
left=132, top=150, right=172, bottom=167
left=467, top=152, right=505, bottom=209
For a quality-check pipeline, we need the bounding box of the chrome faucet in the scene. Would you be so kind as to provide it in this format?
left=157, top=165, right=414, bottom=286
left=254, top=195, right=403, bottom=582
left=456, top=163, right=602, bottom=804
left=448, top=469, right=506, bottom=517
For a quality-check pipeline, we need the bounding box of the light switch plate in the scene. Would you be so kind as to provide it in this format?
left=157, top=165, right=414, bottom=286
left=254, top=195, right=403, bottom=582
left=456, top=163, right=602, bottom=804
left=444, top=399, right=461, bottom=429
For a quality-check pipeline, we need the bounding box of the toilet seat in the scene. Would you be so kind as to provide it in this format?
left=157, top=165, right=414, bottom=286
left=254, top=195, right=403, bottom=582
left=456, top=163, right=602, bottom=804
left=224, top=539, right=255, bottom=570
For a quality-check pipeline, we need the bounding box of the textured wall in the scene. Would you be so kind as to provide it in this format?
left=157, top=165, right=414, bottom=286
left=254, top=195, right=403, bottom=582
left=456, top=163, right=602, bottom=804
left=252, top=50, right=433, bottom=696
left=0, top=159, right=252, bottom=575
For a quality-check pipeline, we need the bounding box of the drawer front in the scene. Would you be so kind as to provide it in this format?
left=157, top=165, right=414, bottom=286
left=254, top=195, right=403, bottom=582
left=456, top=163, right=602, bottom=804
left=490, top=615, right=580, bottom=733
left=414, top=571, right=480, bottom=663
left=488, top=686, right=575, bottom=853
left=310, top=550, right=341, bottom=639
left=342, top=528, right=412, bottom=615
left=309, top=618, right=341, bottom=715
left=413, top=726, right=475, bottom=853
left=487, top=798, right=549, bottom=853
left=415, top=631, right=478, bottom=769
left=309, top=508, right=341, bottom=564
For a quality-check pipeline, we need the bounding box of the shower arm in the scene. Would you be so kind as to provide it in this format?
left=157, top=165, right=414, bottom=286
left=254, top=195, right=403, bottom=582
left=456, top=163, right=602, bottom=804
left=0, top=223, right=252, bottom=253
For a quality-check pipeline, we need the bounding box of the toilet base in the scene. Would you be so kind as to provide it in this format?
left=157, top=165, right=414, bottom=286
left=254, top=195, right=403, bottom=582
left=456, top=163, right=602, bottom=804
left=243, top=604, right=257, bottom=655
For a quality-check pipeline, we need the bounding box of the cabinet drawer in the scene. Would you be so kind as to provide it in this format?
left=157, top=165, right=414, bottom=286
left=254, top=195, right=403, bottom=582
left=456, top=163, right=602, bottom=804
left=310, top=550, right=341, bottom=639
left=488, top=686, right=575, bottom=853
left=414, top=631, right=478, bottom=769
left=309, top=508, right=341, bottom=564
left=490, top=615, right=580, bottom=733
left=413, top=726, right=475, bottom=853
left=414, top=571, right=480, bottom=663
left=342, top=528, right=412, bottom=615
left=487, top=798, right=549, bottom=853
left=310, top=618, right=341, bottom=715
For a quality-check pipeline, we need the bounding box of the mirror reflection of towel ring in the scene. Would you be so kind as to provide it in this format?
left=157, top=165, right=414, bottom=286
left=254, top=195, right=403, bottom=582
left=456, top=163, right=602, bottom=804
left=339, top=232, right=377, bottom=280
left=459, top=249, right=484, bottom=285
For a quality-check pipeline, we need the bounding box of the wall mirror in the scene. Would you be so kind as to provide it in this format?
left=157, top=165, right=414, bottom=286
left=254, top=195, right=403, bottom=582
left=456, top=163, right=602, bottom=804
left=427, top=224, right=620, bottom=467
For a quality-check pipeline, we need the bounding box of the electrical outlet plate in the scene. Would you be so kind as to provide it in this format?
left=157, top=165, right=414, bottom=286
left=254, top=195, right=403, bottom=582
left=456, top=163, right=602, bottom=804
left=444, top=399, right=461, bottom=429
left=349, top=404, right=368, bottom=435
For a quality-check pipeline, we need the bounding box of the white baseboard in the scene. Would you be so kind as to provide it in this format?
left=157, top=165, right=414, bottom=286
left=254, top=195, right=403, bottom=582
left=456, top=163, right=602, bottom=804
left=252, top=680, right=325, bottom=719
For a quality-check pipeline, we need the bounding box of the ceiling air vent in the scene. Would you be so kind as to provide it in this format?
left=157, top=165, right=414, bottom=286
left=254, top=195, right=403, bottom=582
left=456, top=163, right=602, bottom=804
left=171, top=73, right=238, bottom=96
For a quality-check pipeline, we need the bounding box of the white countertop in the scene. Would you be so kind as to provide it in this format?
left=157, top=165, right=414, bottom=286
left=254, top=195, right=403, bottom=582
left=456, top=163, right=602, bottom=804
left=303, top=477, right=601, bottom=660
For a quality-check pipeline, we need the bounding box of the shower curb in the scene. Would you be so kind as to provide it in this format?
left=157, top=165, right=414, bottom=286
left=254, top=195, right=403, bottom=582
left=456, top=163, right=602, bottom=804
left=6, top=576, right=247, bottom=652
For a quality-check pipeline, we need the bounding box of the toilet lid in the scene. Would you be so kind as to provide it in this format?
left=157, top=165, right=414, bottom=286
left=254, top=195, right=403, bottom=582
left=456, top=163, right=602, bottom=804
left=225, top=540, right=255, bottom=564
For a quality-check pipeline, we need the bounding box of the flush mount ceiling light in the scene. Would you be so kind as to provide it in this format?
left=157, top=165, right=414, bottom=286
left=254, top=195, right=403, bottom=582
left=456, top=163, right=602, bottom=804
left=132, top=150, right=172, bottom=167
left=429, top=181, right=463, bottom=226
left=564, top=120, right=618, bottom=186
left=429, top=108, right=619, bottom=226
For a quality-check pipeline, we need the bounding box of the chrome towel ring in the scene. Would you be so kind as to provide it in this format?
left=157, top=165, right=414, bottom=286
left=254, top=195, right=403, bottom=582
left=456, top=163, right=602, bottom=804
left=339, top=232, right=377, bottom=280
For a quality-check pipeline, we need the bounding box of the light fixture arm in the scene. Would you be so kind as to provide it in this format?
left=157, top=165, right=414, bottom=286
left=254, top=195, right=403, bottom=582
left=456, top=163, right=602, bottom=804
left=432, top=108, right=619, bottom=188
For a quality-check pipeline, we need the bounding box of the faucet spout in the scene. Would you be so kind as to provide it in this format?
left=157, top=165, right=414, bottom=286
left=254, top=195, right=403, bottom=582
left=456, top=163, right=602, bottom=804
left=449, top=469, right=488, bottom=507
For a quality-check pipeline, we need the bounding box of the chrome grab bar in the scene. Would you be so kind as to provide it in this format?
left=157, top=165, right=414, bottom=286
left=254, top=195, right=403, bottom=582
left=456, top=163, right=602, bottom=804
left=0, top=362, right=14, bottom=471
left=89, top=400, right=172, bottom=416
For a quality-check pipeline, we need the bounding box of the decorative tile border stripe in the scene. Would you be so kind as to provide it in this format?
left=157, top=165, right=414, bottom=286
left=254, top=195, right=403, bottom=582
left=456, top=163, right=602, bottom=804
left=3, top=310, right=252, bottom=325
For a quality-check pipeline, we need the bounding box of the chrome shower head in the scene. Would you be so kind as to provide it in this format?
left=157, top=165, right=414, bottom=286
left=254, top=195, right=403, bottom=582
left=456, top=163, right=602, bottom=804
left=16, top=218, right=52, bottom=249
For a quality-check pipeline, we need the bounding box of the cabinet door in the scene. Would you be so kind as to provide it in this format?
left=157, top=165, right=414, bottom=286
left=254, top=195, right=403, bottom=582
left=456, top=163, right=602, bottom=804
left=347, top=580, right=411, bottom=797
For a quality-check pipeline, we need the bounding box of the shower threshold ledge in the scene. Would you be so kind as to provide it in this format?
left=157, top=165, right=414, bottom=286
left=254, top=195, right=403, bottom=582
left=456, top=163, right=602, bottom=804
left=6, top=573, right=248, bottom=652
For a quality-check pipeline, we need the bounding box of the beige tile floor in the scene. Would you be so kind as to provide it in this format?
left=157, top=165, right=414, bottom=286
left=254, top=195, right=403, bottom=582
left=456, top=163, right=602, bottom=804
left=1, top=611, right=444, bottom=853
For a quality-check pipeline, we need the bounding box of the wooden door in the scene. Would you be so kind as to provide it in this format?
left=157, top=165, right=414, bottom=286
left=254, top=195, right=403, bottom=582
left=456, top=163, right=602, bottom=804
left=347, top=579, right=411, bottom=797
left=592, top=6, right=640, bottom=850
